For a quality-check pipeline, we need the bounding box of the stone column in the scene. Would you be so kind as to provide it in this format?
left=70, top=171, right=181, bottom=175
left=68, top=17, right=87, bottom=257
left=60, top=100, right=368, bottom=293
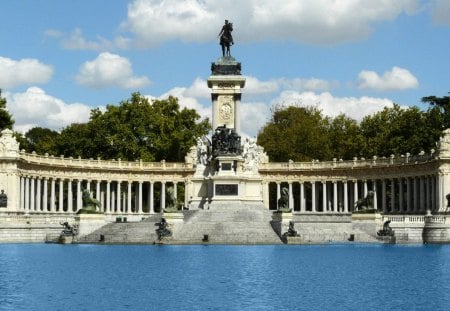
left=96, top=180, right=101, bottom=202
left=43, top=178, right=48, bottom=212
left=288, top=182, right=293, bottom=212
left=111, top=190, right=116, bottom=213
left=354, top=180, right=359, bottom=207
left=106, top=181, right=111, bottom=213
left=333, top=181, right=338, bottom=213
left=160, top=182, right=166, bottom=212
left=431, top=175, right=436, bottom=212
left=86, top=180, right=91, bottom=193
left=149, top=181, right=154, bottom=214
left=36, top=177, right=41, bottom=212
left=59, top=179, right=64, bottom=212
left=420, top=176, right=425, bottom=212
left=30, top=177, right=35, bottom=211
left=398, top=178, right=404, bottom=213
left=344, top=181, right=348, bottom=213
left=67, top=180, right=73, bottom=212
left=322, top=181, right=327, bottom=212
left=390, top=179, right=395, bottom=213
left=363, top=180, right=368, bottom=198
left=311, top=181, right=316, bottom=212
left=24, top=177, right=30, bottom=212
left=117, top=181, right=122, bottom=213
left=20, top=176, right=25, bottom=210
left=372, top=180, right=378, bottom=211
left=413, top=177, right=418, bottom=213
left=127, top=181, right=132, bottom=213
left=300, top=182, right=305, bottom=212
left=76, top=180, right=81, bottom=211
left=406, top=177, right=412, bottom=213
left=276, top=182, right=281, bottom=205
left=382, top=179, right=387, bottom=214
left=50, top=178, right=56, bottom=213
left=138, top=181, right=143, bottom=214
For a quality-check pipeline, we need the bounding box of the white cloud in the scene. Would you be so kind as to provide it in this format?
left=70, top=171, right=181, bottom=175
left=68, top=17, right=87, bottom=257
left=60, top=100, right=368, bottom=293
left=122, top=0, right=420, bottom=47
left=271, top=91, right=394, bottom=122
left=0, top=57, right=53, bottom=89
left=245, top=76, right=279, bottom=95
left=76, top=52, right=150, bottom=89
left=358, top=66, right=419, bottom=91
left=5, top=87, right=92, bottom=133
left=430, top=0, right=450, bottom=26
left=61, top=28, right=114, bottom=51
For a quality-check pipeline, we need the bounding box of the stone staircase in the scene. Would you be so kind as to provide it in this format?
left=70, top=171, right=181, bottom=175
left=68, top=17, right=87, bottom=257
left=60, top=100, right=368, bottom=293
left=78, top=215, right=161, bottom=244
left=171, top=203, right=283, bottom=244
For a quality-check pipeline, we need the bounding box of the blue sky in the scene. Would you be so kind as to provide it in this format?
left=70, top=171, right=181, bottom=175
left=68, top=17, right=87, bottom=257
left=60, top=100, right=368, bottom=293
left=1, top=0, right=450, bottom=137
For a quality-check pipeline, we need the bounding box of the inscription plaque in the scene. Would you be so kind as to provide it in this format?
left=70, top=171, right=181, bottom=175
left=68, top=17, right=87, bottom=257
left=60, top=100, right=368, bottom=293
left=215, top=184, right=238, bottom=196
left=221, top=163, right=232, bottom=170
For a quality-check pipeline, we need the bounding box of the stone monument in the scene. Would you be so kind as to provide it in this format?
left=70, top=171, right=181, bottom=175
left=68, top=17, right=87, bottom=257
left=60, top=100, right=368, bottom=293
left=187, top=21, right=267, bottom=209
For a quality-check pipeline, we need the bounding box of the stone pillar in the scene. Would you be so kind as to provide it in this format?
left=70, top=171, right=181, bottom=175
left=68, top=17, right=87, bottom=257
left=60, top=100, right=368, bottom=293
left=106, top=181, right=111, bottom=213
left=59, top=179, right=64, bottom=212
left=149, top=181, right=154, bottom=214
left=382, top=179, right=387, bottom=214
left=30, top=177, right=35, bottom=211
left=24, top=177, right=30, bottom=212
left=68, top=180, right=73, bottom=212
left=77, top=180, right=82, bottom=212
left=96, top=180, right=101, bottom=202
left=413, top=177, right=418, bottom=213
left=354, top=180, right=359, bottom=207
left=288, top=182, right=293, bottom=212
left=344, top=181, right=348, bottom=213
left=333, top=181, right=338, bottom=213
left=161, top=182, right=166, bottom=212
left=276, top=182, right=281, bottom=205
left=117, top=181, right=121, bottom=213
left=399, top=178, right=404, bottom=213
left=390, top=179, right=395, bottom=213
left=363, top=180, right=368, bottom=197
left=406, top=177, right=412, bottom=213
left=300, top=182, right=305, bottom=212
left=127, top=181, right=132, bottom=213
left=420, top=176, right=425, bottom=212
left=372, top=180, right=378, bottom=211
left=312, top=182, right=316, bottom=212
left=111, top=190, right=115, bottom=213
left=138, top=181, right=143, bottom=214
left=36, top=177, right=41, bottom=212
left=43, top=178, right=48, bottom=212
left=20, top=176, right=25, bottom=210
left=50, top=178, right=56, bottom=212
left=86, top=180, right=91, bottom=192
left=431, top=175, right=436, bottom=212
left=322, top=181, right=327, bottom=212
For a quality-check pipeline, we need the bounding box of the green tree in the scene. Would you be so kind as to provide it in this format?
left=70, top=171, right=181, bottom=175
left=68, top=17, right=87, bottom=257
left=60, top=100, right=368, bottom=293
left=359, top=104, right=438, bottom=157
left=328, top=114, right=364, bottom=159
left=56, top=93, right=210, bottom=161
left=0, top=89, right=14, bottom=131
left=257, top=106, right=332, bottom=161
left=23, top=127, right=59, bottom=155
left=422, top=93, right=450, bottom=129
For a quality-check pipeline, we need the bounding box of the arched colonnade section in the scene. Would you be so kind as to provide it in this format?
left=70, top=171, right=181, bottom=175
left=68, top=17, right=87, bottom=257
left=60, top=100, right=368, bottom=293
left=12, top=153, right=193, bottom=219
left=260, top=155, right=445, bottom=215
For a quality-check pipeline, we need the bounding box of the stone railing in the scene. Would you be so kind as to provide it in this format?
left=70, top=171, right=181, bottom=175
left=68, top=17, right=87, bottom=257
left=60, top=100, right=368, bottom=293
left=425, top=216, right=447, bottom=224
left=384, top=215, right=426, bottom=223
left=18, top=151, right=193, bottom=171
left=260, top=151, right=437, bottom=171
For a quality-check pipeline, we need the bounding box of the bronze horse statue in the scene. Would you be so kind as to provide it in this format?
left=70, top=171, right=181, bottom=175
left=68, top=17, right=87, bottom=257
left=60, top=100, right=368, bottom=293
left=219, top=20, right=234, bottom=57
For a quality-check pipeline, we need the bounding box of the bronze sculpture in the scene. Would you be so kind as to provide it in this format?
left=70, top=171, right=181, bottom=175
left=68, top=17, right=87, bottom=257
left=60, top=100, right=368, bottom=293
left=218, top=19, right=233, bottom=57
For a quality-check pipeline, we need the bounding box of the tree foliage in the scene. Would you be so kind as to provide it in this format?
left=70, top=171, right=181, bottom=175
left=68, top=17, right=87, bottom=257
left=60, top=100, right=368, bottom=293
left=257, top=106, right=332, bottom=161
left=22, top=93, right=210, bottom=162
left=0, top=89, right=14, bottom=131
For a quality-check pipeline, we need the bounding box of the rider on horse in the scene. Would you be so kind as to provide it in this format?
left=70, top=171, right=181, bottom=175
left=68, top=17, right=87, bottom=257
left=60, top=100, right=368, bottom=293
left=218, top=19, right=234, bottom=57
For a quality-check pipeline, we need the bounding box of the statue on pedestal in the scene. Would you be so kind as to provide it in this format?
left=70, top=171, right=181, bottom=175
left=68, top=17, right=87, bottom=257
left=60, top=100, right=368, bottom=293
left=218, top=19, right=234, bottom=57
left=0, top=190, right=7, bottom=208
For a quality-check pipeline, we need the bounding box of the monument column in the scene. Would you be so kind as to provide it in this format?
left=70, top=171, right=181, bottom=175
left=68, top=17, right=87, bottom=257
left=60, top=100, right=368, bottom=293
left=106, top=180, right=111, bottom=213
left=333, top=181, right=338, bottom=213
left=322, top=181, right=327, bottom=212
left=67, top=179, right=73, bottom=212
left=311, top=182, right=316, bottom=212
left=343, top=181, right=349, bottom=213
left=300, top=182, right=305, bottom=212
left=42, top=178, right=48, bottom=212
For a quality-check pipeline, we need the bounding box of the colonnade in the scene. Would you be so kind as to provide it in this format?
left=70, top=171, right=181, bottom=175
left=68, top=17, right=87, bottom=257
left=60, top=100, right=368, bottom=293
left=18, top=175, right=187, bottom=214
left=268, top=174, right=439, bottom=214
